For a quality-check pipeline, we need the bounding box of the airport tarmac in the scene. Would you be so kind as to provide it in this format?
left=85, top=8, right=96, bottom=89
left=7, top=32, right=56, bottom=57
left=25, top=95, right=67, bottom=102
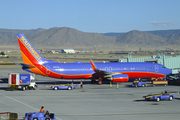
left=0, top=69, right=180, bottom=120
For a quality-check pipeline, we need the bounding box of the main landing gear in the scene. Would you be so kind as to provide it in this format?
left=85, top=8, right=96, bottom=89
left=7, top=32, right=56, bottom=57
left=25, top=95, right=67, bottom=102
left=91, top=79, right=102, bottom=85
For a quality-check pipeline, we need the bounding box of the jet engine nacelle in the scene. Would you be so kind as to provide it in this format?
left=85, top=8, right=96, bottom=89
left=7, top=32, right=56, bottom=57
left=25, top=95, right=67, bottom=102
left=112, top=74, right=129, bottom=83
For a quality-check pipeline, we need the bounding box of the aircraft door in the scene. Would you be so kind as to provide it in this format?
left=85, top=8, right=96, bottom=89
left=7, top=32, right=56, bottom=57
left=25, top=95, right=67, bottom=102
left=105, top=67, right=108, bottom=72
left=155, top=65, right=159, bottom=72
left=105, top=67, right=112, bottom=72
left=109, top=67, right=112, bottom=72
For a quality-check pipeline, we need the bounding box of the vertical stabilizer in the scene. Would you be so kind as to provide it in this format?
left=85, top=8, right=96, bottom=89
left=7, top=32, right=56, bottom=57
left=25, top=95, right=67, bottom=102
left=17, top=34, right=44, bottom=65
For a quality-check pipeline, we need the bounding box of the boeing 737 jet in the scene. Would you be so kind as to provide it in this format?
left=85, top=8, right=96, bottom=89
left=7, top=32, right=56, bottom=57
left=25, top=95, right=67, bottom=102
left=16, top=34, right=172, bottom=84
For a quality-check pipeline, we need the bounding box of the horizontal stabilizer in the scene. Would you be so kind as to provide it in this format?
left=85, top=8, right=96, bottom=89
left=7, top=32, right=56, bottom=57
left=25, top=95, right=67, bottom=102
left=57, top=59, right=60, bottom=63
left=14, top=63, right=36, bottom=69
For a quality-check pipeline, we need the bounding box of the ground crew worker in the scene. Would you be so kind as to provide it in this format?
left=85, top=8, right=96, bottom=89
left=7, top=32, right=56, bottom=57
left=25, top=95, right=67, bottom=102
left=40, top=106, right=49, bottom=116
left=40, top=106, right=45, bottom=113
left=151, top=77, right=154, bottom=83
left=80, top=81, right=83, bottom=88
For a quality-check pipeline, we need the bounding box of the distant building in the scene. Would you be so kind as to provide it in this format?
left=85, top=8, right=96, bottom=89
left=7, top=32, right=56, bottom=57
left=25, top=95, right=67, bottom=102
left=166, top=52, right=175, bottom=55
left=61, top=49, right=75, bottom=53
left=0, top=55, right=8, bottom=58
left=51, top=51, right=59, bottom=54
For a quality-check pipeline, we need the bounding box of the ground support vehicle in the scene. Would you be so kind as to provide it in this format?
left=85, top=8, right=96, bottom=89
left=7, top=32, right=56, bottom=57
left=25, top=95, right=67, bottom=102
left=132, top=80, right=168, bottom=87
left=24, top=112, right=55, bottom=120
left=8, top=73, right=37, bottom=91
left=167, top=73, right=180, bottom=80
left=0, top=112, right=18, bottom=120
left=132, top=80, right=147, bottom=87
left=45, top=83, right=76, bottom=90
left=167, top=74, right=180, bottom=85
left=152, top=80, right=168, bottom=87
left=142, top=90, right=178, bottom=102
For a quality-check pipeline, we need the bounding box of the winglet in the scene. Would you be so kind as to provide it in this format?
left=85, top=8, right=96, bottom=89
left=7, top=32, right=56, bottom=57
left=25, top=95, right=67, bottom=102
left=56, top=59, right=60, bottom=63
left=90, top=59, right=98, bottom=71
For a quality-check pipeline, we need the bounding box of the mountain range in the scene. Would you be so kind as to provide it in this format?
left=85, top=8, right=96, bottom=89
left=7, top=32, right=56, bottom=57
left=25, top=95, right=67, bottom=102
left=0, top=27, right=180, bottom=51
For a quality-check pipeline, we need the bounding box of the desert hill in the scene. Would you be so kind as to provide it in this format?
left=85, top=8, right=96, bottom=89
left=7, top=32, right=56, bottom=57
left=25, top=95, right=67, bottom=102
left=0, top=27, right=180, bottom=51
left=116, top=30, right=168, bottom=47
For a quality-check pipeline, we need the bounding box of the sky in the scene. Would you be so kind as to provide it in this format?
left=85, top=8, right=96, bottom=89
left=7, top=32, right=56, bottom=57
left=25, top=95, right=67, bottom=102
left=0, top=0, right=180, bottom=33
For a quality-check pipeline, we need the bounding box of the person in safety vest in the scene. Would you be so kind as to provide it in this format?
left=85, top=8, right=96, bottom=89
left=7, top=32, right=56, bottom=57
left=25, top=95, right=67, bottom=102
left=40, top=106, right=45, bottom=113
left=40, top=106, right=49, bottom=116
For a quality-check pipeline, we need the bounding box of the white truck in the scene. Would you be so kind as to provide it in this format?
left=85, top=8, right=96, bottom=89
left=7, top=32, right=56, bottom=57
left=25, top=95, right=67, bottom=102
left=8, top=73, right=37, bottom=91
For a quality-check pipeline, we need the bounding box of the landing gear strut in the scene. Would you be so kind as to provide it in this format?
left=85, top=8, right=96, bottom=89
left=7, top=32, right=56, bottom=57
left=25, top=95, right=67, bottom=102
left=91, top=79, right=96, bottom=84
left=97, top=78, right=103, bottom=85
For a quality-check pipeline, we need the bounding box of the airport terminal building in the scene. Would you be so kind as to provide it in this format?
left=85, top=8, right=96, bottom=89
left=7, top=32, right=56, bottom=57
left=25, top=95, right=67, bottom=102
left=61, top=49, right=75, bottom=53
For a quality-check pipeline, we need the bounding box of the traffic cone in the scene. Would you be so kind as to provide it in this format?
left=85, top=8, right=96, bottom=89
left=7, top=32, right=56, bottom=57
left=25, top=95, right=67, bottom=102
left=117, top=83, right=119, bottom=89
left=110, top=82, right=112, bottom=88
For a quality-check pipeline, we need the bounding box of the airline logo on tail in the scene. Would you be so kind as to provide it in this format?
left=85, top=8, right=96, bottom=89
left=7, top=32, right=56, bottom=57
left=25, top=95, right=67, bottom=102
left=19, top=35, right=42, bottom=60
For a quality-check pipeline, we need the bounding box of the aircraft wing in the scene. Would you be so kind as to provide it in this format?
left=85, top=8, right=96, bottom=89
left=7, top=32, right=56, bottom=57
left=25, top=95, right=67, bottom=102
left=90, top=59, right=112, bottom=75
left=90, top=59, right=129, bottom=83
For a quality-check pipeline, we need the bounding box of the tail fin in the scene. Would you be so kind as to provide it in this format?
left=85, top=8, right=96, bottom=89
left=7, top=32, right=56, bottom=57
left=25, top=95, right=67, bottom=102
left=90, top=59, right=98, bottom=71
left=17, top=34, right=45, bottom=65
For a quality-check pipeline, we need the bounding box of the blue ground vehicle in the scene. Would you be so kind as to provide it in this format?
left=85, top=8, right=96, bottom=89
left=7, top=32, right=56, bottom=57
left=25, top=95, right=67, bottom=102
left=142, top=90, right=178, bottom=102
left=132, top=80, right=147, bottom=87
left=49, top=83, right=75, bottom=90
left=24, top=112, right=55, bottom=120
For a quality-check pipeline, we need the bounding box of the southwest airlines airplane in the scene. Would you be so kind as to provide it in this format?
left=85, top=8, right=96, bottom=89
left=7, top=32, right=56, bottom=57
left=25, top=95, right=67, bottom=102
left=16, top=34, right=172, bottom=84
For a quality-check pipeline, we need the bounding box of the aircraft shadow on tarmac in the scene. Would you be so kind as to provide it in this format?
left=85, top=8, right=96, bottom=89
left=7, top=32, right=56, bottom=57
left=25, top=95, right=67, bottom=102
left=0, top=87, right=8, bottom=90
left=0, top=78, right=8, bottom=83
left=36, top=80, right=113, bottom=85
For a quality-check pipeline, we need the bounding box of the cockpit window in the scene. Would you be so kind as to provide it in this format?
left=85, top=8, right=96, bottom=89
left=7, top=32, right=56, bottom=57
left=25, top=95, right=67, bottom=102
left=162, top=66, right=166, bottom=69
